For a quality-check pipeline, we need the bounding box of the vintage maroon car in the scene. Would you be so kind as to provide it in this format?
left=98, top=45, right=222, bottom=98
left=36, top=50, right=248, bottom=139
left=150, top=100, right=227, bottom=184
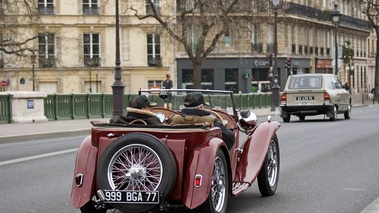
left=70, top=89, right=281, bottom=213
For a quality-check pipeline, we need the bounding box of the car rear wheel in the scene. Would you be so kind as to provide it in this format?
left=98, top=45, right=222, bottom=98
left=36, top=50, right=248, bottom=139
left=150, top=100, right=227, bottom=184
left=258, top=134, right=280, bottom=196
left=196, top=149, right=229, bottom=213
left=329, top=106, right=337, bottom=121
left=282, top=114, right=290, bottom=123
left=97, top=133, right=177, bottom=213
left=344, top=104, right=351, bottom=119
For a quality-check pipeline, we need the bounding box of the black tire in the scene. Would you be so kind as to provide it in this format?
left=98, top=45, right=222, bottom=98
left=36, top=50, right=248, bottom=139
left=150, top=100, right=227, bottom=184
left=97, top=133, right=177, bottom=213
left=329, top=106, right=337, bottom=121
left=258, top=134, right=280, bottom=197
left=299, top=115, right=305, bottom=121
left=80, top=201, right=107, bottom=213
left=344, top=104, right=351, bottom=119
left=282, top=115, right=290, bottom=123
left=196, top=149, right=229, bottom=213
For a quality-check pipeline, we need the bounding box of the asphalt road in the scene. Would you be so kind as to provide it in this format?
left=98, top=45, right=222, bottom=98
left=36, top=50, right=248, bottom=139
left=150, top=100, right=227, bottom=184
left=0, top=105, right=378, bottom=213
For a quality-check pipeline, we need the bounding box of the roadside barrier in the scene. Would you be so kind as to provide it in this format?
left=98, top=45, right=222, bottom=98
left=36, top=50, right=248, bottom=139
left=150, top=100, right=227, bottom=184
left=0, top=93, right=12, bottom=124
left=0, top=92, right=272, bottom=122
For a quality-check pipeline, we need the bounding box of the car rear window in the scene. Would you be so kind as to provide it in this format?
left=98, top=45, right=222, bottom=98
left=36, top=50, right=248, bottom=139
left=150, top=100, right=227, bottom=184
left=288, top=76, right=323, bottom=89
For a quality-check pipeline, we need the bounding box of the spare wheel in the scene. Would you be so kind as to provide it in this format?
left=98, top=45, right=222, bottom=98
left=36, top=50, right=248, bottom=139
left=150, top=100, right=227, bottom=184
left=97, top=133, right=177, bottom=213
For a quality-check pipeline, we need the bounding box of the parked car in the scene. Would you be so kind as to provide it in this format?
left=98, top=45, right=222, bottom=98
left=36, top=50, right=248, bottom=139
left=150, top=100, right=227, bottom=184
left=280, top=74, right=351, bottom=122
left=70, top=89, right=281, bottom=213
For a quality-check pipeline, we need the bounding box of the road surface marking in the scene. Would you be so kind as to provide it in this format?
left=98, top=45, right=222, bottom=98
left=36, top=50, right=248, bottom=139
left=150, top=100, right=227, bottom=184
left=0, top=148, right=78, bottom=166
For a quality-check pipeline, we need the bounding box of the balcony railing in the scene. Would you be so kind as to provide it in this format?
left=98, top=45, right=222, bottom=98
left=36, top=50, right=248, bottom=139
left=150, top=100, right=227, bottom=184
left=266, top=43, right=274, bottom=53
left=38, top=7, right=55, bottom=15
left=84, top=57, right=101, bottom=67
left=83, top=7, right=99, bottom=15
left=39, top=57, right=56, bottom=68
left=252, top=43, right=263, bottom=53
left=148, top=57, right=162, bottom=66
left=285, top=2, right=371, bottom=32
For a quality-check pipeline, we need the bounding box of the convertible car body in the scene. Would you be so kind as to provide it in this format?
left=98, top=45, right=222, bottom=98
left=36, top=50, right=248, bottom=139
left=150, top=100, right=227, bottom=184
left=70, top=89, right=281, bottom=213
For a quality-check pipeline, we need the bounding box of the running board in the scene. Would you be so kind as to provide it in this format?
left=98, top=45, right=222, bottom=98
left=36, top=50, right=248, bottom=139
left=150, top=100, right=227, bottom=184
left=232, top=182, right=250, bottom=197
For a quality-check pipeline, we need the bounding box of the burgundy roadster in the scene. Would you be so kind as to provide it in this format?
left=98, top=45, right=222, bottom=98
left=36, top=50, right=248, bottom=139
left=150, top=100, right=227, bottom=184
left=70, top=89, right=281, bottom=213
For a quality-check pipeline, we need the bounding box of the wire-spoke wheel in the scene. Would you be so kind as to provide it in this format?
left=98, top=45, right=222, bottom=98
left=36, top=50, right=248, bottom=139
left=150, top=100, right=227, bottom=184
left=196, top=149, right=229, bottom=213
left=97, top=133, right=176, bottom=213
left=258, top=134, right=280, bottom=196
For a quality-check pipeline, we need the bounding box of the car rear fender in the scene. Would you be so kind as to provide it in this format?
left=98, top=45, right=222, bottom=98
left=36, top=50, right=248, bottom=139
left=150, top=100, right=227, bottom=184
left=237, top=121, right=280, bottom=183
left=70, top=136, right=98, bottom=208
left=182, top=137, right=228, bottom=209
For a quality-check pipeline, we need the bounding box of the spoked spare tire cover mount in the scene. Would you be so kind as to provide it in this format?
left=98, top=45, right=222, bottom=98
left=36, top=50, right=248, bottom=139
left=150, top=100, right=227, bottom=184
left=96, top=132, right=177, bottom=213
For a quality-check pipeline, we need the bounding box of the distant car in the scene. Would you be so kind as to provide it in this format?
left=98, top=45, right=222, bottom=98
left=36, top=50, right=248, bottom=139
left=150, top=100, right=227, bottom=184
left=280, top=74, right=351, bottom=122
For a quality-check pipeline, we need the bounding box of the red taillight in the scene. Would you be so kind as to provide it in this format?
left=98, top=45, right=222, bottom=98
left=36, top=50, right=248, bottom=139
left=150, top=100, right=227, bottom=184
left=324, top=92, right=330, bottom=103
left=281, top=93, right=287, bottom=105
left=194, top=174, right=202, bottom=187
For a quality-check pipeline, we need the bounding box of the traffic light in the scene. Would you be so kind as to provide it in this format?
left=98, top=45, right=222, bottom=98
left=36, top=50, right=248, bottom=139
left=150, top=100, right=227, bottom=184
left=286, top=57, right=291, bottom=69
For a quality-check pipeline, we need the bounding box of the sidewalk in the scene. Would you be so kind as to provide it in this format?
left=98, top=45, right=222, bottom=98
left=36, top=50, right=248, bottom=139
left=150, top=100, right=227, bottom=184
left=0, top=93, right=372, bottom=143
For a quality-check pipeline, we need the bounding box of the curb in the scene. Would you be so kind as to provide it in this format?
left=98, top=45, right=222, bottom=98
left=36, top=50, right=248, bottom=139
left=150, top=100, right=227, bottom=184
left=360, top=197, right=379, bottom=213
left=0, top=129, right=91, bottom=144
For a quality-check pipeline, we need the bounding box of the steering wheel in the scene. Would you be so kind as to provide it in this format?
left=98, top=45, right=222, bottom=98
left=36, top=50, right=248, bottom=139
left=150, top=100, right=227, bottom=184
left=205, top=109, right=224, bottom=126
left=129, top=119, right=147, bottom=125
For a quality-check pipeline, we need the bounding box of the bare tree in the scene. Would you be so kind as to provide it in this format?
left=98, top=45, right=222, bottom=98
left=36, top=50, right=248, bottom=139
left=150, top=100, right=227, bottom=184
left=0, top=0, right=39, bottom=65
left=130, top=0, right=251, bottom=88
left=362, top=0, right=379, bottom=95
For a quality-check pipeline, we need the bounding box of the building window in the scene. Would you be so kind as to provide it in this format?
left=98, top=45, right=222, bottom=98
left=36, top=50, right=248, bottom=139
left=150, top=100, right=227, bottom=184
left=201, top=69, right=214, bottom=90
left=266, top=24, right=274, bottom=53
left=147, top=34, right=161, bottom=66
left=224, top=31, right=231, bottom=47
left=38, top=0, right=54, bottom=15
left=0, top=34, right=3, bottom=68
left=225, top=69, right=238, bottom=92
left=83, top=33, right=101, bottom=67
left=38, top=33, right=56, bottom=68
left=252, top=68, right=271, bottom=92
left=181, top=69, right=213, bottom=89
left=83, top=0, right=99, bottom=15
left=146, top=0, right=160, bottom=15
left=251, top=24, right=262, bottom=53
left=187, top=25, right=200, bottom=52
left=148, top=80, right=163, bottom=89
left=0, top=0, right=4, bottom=15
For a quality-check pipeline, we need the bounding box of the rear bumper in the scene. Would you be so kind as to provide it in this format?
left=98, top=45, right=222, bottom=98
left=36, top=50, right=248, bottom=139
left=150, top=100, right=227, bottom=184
left=280, top=104, right=334, bottom=116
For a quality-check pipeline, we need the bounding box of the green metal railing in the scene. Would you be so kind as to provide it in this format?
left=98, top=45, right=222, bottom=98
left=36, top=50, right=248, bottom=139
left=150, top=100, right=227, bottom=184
left=0, top=94, right=13, bottom=124
left=0, top=93, right=272, bottom=123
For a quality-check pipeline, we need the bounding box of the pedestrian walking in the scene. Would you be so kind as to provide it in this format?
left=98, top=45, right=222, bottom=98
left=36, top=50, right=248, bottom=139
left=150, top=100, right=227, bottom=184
left=162, top=73, right=173, bottom=109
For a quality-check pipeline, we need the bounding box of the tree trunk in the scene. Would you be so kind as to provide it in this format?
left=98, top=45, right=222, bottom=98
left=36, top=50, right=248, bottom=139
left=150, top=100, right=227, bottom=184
left=193, top=63, right=202, bottom=89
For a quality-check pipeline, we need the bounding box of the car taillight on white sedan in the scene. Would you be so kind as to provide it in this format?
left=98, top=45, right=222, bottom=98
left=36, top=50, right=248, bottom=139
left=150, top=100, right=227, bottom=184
left=280, top=93, right=287, bottom=105
left=324, top=92, right=330, bottom=104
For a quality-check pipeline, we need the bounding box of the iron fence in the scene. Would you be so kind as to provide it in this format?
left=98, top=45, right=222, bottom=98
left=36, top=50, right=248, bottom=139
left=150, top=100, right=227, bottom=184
left=0, top=93, right=272, bottom=123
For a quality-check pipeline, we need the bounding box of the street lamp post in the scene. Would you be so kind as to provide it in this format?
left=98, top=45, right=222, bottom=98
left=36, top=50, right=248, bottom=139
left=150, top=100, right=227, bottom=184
left=270, top=0, right=282, bottom=111
left=31, top=52, right=37, bottom=91
left=331, top=4, right=342, bottom=75
left=112, top=0, right=125, bottom=119
left=348, top=61, right=354, bottom=89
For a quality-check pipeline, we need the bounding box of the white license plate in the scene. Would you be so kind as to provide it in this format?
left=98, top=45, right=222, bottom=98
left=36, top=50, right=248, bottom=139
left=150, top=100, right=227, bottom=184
left=296, top=96, right=315, bottom=101
left=103, top=190, right=159, bottom=204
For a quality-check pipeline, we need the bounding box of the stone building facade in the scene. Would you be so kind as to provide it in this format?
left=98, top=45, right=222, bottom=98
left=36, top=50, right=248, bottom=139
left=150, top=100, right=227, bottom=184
left=0, top=0, right=376, bottom=94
